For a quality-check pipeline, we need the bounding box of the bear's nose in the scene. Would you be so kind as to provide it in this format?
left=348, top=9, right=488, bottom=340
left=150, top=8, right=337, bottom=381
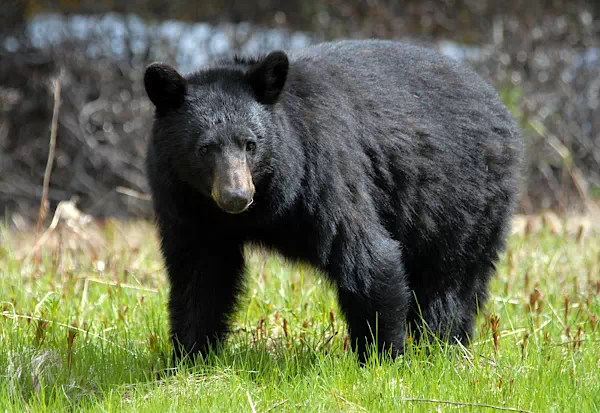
left=219, top=188, right=253, bottom=214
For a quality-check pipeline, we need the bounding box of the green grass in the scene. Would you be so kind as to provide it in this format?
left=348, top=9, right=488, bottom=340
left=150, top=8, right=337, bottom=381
left=1, top=220, right=599, bottom=412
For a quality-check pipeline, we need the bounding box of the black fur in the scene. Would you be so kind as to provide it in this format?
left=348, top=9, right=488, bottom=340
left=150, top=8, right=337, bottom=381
left=144, top=39, right=523, bottom=363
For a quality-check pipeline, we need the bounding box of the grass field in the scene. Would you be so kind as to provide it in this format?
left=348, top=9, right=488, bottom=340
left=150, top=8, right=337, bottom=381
left=0, top=219, right=599, bottom=412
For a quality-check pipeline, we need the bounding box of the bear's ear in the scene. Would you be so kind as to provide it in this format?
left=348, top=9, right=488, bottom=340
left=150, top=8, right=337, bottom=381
left=144, top=63, right=187, bottom=111
left=247, top=51, right=289, bottom=104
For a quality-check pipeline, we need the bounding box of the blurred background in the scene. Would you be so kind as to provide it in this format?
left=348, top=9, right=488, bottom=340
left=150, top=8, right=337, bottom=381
left=1, top=0, right=599, bottom=227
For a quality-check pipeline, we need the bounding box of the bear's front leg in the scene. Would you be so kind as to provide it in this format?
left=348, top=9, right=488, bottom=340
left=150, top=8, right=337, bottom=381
left=158, top=222, right=245, bottom=363
left=337, top=284, right=410, bottom=362
left=334, top=235, right=411, bottom=363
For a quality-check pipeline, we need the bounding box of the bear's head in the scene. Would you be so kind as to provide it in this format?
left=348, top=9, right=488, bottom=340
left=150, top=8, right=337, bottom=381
left=144, top=51, right=289, bottom=214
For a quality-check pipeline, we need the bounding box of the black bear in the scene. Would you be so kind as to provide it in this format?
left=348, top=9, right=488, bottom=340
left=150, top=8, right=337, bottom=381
left=143, top=39, right=522, bottom=363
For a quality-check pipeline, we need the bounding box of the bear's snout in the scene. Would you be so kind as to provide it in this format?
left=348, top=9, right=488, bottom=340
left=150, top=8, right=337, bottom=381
left=211, top=154, right=255, bottom=214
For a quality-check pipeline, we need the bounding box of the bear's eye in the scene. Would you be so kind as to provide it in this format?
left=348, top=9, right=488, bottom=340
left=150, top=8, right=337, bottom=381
left=246, top=141, right=256, bottom=152
left=197, top=144, right=210, bottom=156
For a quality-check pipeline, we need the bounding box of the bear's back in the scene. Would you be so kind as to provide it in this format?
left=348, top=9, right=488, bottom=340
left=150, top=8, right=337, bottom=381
left=287, top=40, right=513, bottom=132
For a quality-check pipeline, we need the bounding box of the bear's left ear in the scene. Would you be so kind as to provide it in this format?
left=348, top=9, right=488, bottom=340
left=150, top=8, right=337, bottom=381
left=247, top=51, right=289, bottom=104
left=144, top=63, right=187, bottom=111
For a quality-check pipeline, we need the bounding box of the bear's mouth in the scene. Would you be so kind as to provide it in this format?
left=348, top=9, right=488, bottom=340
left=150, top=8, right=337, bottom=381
left=219, top=197, right=254, bottom=214
left=211, top=191, right=254, bottom=215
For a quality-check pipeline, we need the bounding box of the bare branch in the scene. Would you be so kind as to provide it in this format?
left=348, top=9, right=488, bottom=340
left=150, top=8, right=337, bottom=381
left=400, top=398, right=535, bottom=413
left=34, top=70, right=62, bottom=266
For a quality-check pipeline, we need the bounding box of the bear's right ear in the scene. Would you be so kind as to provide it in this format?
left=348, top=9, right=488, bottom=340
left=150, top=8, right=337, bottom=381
left=144, top=63, right=187, bottom=111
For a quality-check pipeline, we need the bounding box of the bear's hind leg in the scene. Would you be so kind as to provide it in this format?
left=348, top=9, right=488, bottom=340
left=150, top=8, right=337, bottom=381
left=408, top=265, right=493, bottom=346
left=408, top=290, right=473, bottom=345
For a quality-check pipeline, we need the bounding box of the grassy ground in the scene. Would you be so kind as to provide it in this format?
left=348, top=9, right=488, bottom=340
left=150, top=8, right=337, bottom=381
left=0, top=219, right=598, bottom=412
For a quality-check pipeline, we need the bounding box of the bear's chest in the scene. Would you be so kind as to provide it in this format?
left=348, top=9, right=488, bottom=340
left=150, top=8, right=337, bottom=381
left=246, top=219, right=325, bottom=269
